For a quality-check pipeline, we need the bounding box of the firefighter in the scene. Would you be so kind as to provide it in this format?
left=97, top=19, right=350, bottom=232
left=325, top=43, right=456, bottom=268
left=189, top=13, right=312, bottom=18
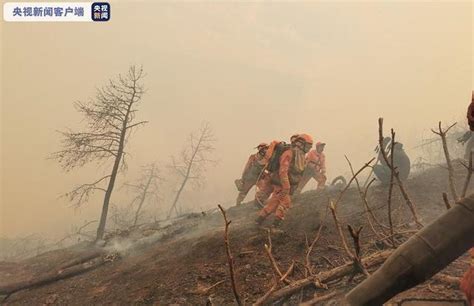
left=468, top=91, right=474, bottom=131
left=461, top=248, right=474, bottom=306
left=294, top=142, right=327, bottom=194
left=256, top=134, right=313, bottom=228
left=462, top=92, right=474, bottom=306
left=460, top=91, right=474, bottom=306
left=459, top=92, right=474, bottom=161
left=234, top=143, right=269, bottom=206
left=457, top=130, right=474, bottom=160
left=376, top=137, right=392, bottom=164
left=252, top=140, right=279, bottom=208
left=373, top=142, right=411, bottom=185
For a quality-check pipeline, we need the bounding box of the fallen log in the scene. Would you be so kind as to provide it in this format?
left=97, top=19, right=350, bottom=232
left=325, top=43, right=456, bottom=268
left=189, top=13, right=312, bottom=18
left=299, top=290, right=341, bottom=306
left=253, top=261, right=295, bottom=306
left=59, top=248, right=105, bottom=270
left=345, top=194, right=474, bottom=305
left=0, top=255, right=106, bottom=296
left=263, top=250, right=392, bottom=305
left=432, top=273, right=460, bottom=287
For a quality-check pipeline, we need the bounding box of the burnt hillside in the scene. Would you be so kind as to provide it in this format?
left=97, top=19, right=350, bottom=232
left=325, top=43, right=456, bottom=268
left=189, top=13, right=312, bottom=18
left=1, top=161, right=472, bottom=305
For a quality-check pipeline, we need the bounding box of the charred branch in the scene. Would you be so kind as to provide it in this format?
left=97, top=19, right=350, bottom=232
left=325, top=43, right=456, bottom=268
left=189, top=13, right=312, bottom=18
left=378, top=118, right=422, bottom=227
left=387, top=129, right=396, bottom=248
left=264, top=250, right=392, bottom=304
left=345, top=156, right=387, bottom=241
left=264, top=230, right=292, bottom=285
left=253, top=261, right=294, bottom=306
left=461, top=152, right=473, bottom=198
left=300, top=290, right=341, bottom=306
left=442, top=192, right=452, bottom=210
left=333, top=158, right=375, bottom=209
left=347, top=225, right=370, bottom=277
left=329, top=202, right=369, bottom=278
left=431, top=121, right=459, bottom=202
left=218, top=205, right=243, bottom=306
left=0, top=251, right=110, bottom=296
left=63, top=175, right=111, bottom=208
left=304, top=212, right=327, bottom=278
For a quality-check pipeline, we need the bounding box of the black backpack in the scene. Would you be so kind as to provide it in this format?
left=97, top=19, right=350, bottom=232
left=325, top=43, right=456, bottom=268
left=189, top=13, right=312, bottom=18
left=266, top=142, right=291, bottom=173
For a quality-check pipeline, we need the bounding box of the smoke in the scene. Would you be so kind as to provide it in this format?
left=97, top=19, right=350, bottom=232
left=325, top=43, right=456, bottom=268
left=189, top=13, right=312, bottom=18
left=2, top=1, right=472, bottom=239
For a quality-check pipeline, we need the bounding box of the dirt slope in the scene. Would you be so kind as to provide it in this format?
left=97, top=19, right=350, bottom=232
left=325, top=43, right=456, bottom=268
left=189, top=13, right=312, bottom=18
left=1, top=162, right=472, bottom=305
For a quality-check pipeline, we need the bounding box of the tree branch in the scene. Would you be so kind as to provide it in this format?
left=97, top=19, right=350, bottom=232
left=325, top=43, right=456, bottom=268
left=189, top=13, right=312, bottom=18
left=431, top=121, right=459, bottom=202
left=461, top=152, right=473, bottom=198
left=378, top=118, right=422, bottom=227
left=345, top=156, right=387, bottom=241
left=218, top=205, right=242, bottom=306
left=63, top=175, right=111, bottom=207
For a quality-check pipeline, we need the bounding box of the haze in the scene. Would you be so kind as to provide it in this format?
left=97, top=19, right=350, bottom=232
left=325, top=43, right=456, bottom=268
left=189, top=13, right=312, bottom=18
left=1, top=1, right=472, bottom=239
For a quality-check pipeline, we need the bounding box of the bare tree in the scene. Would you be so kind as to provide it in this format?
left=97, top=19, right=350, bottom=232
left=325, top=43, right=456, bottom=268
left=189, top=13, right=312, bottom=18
left=167, top=122, right=216, bottom=219
left=125, top=163, right=162, bottom=227
left=51, top=66, right=147, bottom=241
left=431, top=121, right=459, bottom=202
left=110, top=203, right=134, bottom=230
left=55, top=220, right=97, bottom=247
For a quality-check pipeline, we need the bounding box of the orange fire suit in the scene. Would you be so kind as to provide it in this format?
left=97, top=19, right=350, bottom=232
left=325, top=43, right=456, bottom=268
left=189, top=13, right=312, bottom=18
left=258, top=148, right=305, bottom=220
left=295, top=150, right=327, bottom=194
left=468, top=92, right=474, bottom=131
left=461, top=248, right=474, bottom=305
left=235, top=153, right=267, bottom=205
left=254, top=171, right=272, bottom=207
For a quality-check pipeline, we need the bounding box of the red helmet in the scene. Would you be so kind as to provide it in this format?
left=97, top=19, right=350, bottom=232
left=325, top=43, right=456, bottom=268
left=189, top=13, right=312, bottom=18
left=297, top=133, right=314, bottom=145
left=293, top=134, right=313, bottom=153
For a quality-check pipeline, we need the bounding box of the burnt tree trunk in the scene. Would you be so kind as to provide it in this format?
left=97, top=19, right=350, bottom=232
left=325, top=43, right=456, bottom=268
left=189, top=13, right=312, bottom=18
left=0, top=253, right=106, bottom=296
left=96, top=89, right=135, bottom=241
left=167, top=131, right=205, bottom=219
left=51, top=66, right=147, bottom=243
left=133, top=165, right=155, bottom=227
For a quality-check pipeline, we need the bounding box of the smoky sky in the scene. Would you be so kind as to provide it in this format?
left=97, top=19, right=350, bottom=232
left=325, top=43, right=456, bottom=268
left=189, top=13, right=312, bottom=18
left=1, top=1, right=472, bottom=238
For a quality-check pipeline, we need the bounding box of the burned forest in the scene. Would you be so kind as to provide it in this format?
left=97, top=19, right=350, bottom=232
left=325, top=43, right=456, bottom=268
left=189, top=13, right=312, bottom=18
left=2, top=2, right=473, bottom=306
left=1, top=107, right=473, bottom=305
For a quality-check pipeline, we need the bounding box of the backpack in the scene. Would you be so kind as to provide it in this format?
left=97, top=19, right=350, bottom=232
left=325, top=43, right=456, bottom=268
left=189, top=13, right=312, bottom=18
left=266, top=141, right=291, bottom=173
